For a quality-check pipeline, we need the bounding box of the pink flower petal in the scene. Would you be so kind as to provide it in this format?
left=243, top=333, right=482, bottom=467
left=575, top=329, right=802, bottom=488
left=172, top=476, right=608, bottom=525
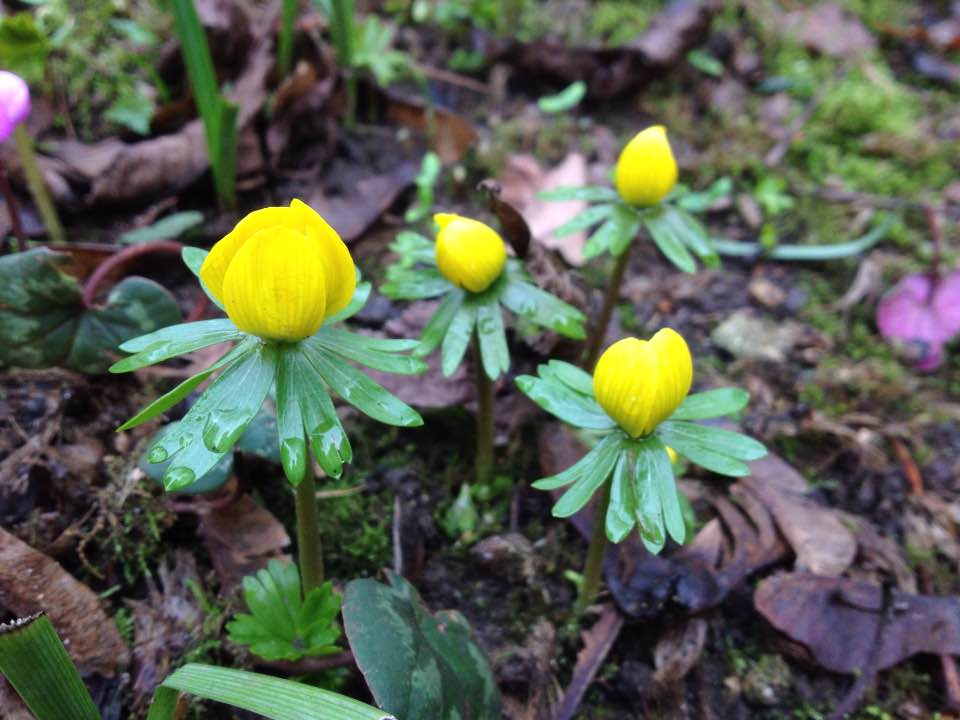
left=877, top=270, right=960, bottom=371
left=0, top=70, right=30, bottom=142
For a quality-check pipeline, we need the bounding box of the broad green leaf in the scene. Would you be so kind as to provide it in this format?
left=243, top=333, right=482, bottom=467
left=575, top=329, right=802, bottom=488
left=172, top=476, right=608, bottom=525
left=531, top=432, right=622, bottom=491
left=121, top=211, right=204, bottom=245
left=304, top=344, right=423, bottom=427
left=0, top=249, right=182, bottom=374
left=605, top=452, right=636, bottom=543
left=150, top=664, right=392, bottom=720
left=226, top=560, right=341, bottom=661
left=538, top=185, right=620, bottom=203
left=140, top=422, right=234, bottom=494
left=342, top=571, right=501, bottom=720
left=552, top=436, right=624, bottom=517
left=181, top=246, right=226, bottom=311
left=282, top=348, right=352, bottom=479
left=515, top=371, right=614, bottom=430
left=644, top=436, right=684, bottom=544
left=643, top=206, right=697, bottom=273
left=553, top=204, right=614, bottom=237
left=671, top=388, right=750, bottom=421
left=655, top=422, right=753, bottom=477
left=633, top=439, right=666, bottom=553
left=475, top=296, right=509, bottom=380
left=500, top=278, right=586, bottom=339
left=310, top=329, right=427, bottom=375
left=113, top=318, right=242, bottom=369
left=381, top=266, right=450, bottom=300
left=440, top=301, right=476, bottom=377
left=118, top=336, right=257, bottom=431
left=0, top=614, right=100, bottom=720
left=537, top=80, right=587, bottom=113
left=148, top=344, right=277, bottom=490
left=541, top=359, right=594, bottom=396
left=414, top=289, right=463, bottom=357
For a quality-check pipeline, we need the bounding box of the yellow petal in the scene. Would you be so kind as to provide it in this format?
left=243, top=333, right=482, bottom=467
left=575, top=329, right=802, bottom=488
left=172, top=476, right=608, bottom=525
left=221, top=226, right=327, bottom=341
left=614, top=125, right=678, bottom=207
left=200, top=206, right=298, bottom=303
left=290, top=199, right=356, bottom=316
left=434, top=213, right=506, bottom=293
left=593, top=328, right=693, bottom=437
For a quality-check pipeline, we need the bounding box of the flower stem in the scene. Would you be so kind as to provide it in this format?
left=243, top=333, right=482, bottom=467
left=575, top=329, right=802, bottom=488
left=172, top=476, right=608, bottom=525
left=13, top=124, right=65, bottom=245
left=574, top=479, right=611, bottom=617
left=584, top=243, right=632, bottom=370
left=295, top=470, right=324, bottom=594
left=472, top=333, right=495, bottom=485
left=0, top=165, right=26, bottom=252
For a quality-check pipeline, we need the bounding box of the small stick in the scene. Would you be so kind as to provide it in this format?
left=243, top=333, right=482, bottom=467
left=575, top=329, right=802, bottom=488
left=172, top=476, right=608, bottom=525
left=890, top=436, right=924, bottom=496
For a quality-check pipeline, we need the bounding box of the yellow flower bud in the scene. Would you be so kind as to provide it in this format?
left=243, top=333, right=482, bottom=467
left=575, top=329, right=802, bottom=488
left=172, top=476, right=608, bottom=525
left=200, top=200, right=356, bottom=342
left=614, top=125, right=678, bottom=207
left=434, top=213, right=507, bottom=293
left=593, top=329, right=693, bottom=437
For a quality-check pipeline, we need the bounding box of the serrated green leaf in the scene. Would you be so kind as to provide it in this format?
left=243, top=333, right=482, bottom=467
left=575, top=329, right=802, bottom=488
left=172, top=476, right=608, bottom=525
left=303, top=343, right=423, bottom=428
left=226, top=560, right=341, bottom=661
left=500, top=277, right=586, bottom=339
left=310, top=329, right=426, bottom=375
left=118, top=336, right=257, bottom=431
left=515, top=371, right=614, bottom=430
left=531, top=432, right=622, bottom=491
left=605, top=451, right=636, bottom=543
left=342, top=571, right=500, bottom=720
left=440, top=301, right=476, bottom=377
left=670, top=388, right=750, bottom=421
left=0, top=249, right=182, bottom=374
left=643, top=206, right=697, bottom=273
left=538, top=185, right=620, bottom=202
left=552, top=436, right=623, bottom=517
left=414, top=289, right=463, bottom=358
left=150, top=664, right=392, bottom=720
left=655, top=422, right=754, bottom=477
left=553, top=204, right=614, bottom=237
left=113, top=318, right=242, bottom=370
left=475, top=296, right=509, bottom=380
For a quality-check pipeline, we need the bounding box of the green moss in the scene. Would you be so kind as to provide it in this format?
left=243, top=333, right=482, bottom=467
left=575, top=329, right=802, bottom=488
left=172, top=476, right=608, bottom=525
left=589, top=2, right=658, bottom=46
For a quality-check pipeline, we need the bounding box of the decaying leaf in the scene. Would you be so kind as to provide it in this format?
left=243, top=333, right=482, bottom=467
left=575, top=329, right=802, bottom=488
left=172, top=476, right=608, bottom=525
left=197, top=492, right=291, bottom=590
left=386, top=94, right=478, bottom=164
left=0, top=527, right=130, bottom=677
left=652, top=616, right=708, bottom=686
left=755, top=572, right=960, bottom=674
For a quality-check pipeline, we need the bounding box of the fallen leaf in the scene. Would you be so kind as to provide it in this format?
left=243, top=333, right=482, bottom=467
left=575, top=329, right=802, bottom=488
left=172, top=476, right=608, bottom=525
left=477, top=178, right=531, bottom=259
left=0, top=527, right=130, bottom=676
left=499, top=153, right=589, bottom=266
left=755, top=572, right=960, bottom=674
left=198, top=492, right=290, bottom=590
left=652, top=616, right=708, bottom=686
left=711, top=309, right=807, bottom=363
left=127, top=551, right=204, bottom=712
left=782, top=3, right=876, bottom=58
left=386, top=93, right=478, bottom=164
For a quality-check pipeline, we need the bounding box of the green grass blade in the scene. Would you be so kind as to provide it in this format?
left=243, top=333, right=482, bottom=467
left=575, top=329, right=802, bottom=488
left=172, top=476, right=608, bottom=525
left=0, top=614, right=101, bottom=720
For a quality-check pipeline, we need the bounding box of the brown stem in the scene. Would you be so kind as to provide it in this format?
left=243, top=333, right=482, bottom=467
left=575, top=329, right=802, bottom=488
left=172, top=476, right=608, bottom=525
left=0, top=165, right=26, bottom=252
left=584, top=243, right=632, bottom=370
left=82, top=241, right=184, bottom=308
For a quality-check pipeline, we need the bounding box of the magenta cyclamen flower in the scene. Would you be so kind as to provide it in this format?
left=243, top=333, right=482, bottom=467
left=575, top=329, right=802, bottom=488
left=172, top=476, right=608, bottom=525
left=876, top=271, right=960, bottom=371
left=0, top=70, right=30, bottom=143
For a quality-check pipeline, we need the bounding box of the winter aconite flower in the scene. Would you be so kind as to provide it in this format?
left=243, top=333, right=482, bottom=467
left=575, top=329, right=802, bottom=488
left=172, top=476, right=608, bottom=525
left=0, top=71, right=30, bottom=143
left=434, top=213, right=507, bottom=293
left=593, top=329, right=692, bottom=437
left=200, top=200, right=356, bottom=342
left=614, top=125, right=678, bottom=207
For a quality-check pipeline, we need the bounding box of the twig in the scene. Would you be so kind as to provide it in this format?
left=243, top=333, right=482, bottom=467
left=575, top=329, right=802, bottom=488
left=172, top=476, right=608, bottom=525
left=411, top=62, right=491, bottom=94
left=552, top=605, right=624, bottom=720
left=890, top=437, right=924, bottom=496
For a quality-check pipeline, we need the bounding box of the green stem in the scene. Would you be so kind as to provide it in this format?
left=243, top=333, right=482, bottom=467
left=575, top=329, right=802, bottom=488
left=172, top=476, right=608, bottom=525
left=574, top=479, right=611, bottom=617
left=295, top=470, right=324, bottom=593
left=583, top=242, right=632, bottom=370
left=278, top=0, right=298, bottom=77
left=13, top=124, right=65, bottom=245
left=472, top=333, right=495, bottom=485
